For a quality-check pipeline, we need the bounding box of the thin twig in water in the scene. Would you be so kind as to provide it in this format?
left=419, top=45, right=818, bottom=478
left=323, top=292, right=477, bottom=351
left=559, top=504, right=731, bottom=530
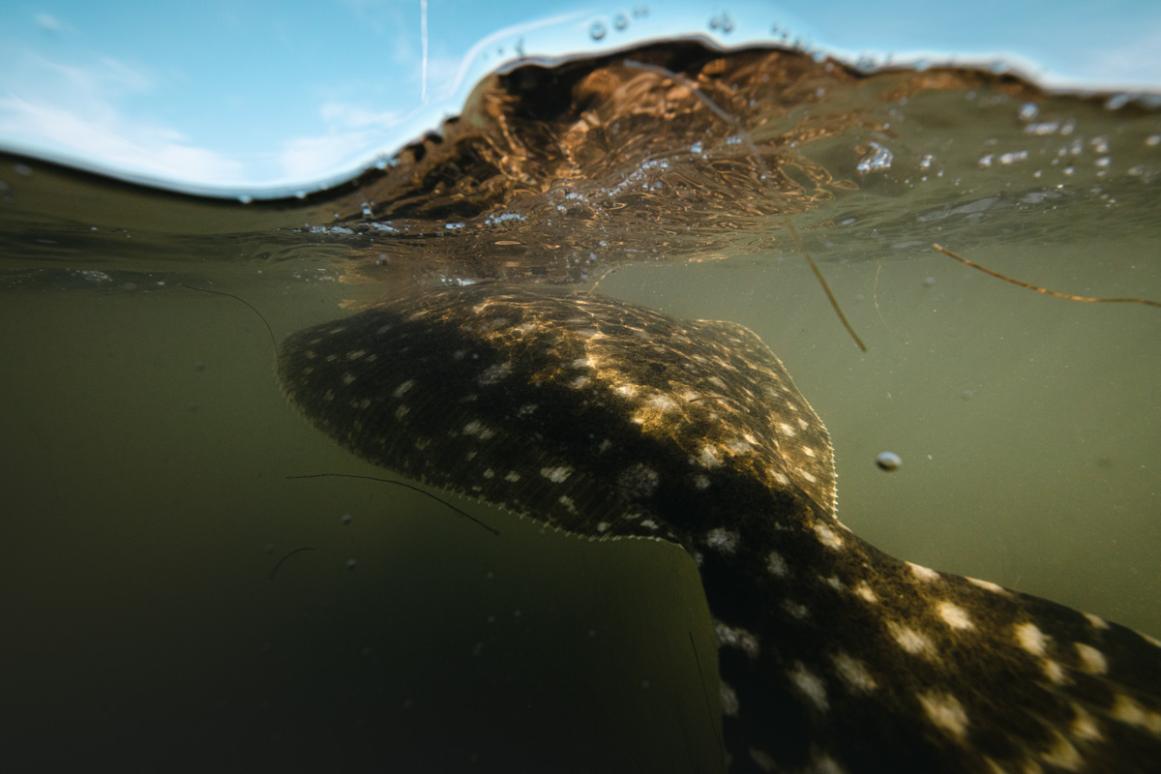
left=286, top=472, right=500, bottom=536
left=931, top=244, right=1161, bottom=308
left=872, top=260, right=894, bottom=334
left=181, top=283, right=278, bottom=349
left=786, top=222, right=867, bottom=351
left=269, top=546, right=317, bottom=580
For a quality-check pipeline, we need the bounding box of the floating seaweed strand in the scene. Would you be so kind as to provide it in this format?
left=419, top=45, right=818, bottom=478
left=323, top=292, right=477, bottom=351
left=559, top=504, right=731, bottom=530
left=932, top=243, right=1161, bottom=309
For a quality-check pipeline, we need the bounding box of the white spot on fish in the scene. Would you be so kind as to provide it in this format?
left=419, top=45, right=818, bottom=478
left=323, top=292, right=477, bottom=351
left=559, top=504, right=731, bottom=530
left=715, top=621, right=760, bottom=658
left=559, top=495, right=578, bottom=514
left=749, top=749, right=775, bottom=772
left=789, top=662, right=828, bottom=712
left=907, top=562, right=940, bottom=582
left=918, top=691, right=968, bottom=740
left=936, top=601, right=974, bottom=631
left=1084, top=612, right=1109, bottom=630
left=854, top=583, right=879, bottom=604
left=766, top=550, right=788, bottom=578
left=646, top=394, right=677, bottom=412
left=394, top=404, right=410, bottom=419
left=720, top=682, right=739, bottom=717
left=706, top=527, right=739, bottom=554
left=540, top=466, right=573, bottom=483
left=967, top=577, right=1006, bottom=594
left=1042, top=659, right=1067, bottom=684
left=726, top=437, right=752, bottom=455
left=1071, top=704, right=1102, bottom=741
left=693, top=474, right=710, bottom=490
left=814, top=755, right=845, bottom=774
left=392, top=379, right=415, bottom=398
left=596, top=521, right=610, bottom=533
left=888, top=622, right=934, bottom=657
left=813, top=523, right=843, bottom=550
left=1015, top=622, right=1047, bottom=656
left=783, top=600, right=809, bottom=619
left=618, top=464, right=659, bottom=498
left=504, top=471, right=521, bottom=483
left=1075, top=643, right=1108, bottom=675
left=697, top=445, right=722, bottom=468
left=1040, top=732, right=1083, bottom=771
left=832, top=652, right=877, bottom=693
left=1110, top=693, right=1161, bottom=734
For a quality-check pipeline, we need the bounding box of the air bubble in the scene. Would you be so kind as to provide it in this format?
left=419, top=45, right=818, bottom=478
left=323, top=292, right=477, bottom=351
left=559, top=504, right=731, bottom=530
left=237, top=194, right=253, bottom=204
left=856, top=142, right=894, bottom=175
left=613, top=13, right=628, bottom=31
left=709, top=13, right=734, bottom=34
left=1018, top=103, right=1039, bottom=121
left=1105, top=93, right=1131, bottom=111
left=875, top=451, right=902, bottom=471
left=589, top=21, right=607, bottom=41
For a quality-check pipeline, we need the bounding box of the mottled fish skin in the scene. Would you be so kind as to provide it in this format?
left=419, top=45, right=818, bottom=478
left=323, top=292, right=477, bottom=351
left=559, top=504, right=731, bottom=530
left=279, top=284, right=1161, bottom=773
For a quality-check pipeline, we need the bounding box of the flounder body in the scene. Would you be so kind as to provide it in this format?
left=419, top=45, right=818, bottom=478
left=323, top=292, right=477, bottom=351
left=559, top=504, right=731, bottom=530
left=279, top=285, right=1161, bottom=772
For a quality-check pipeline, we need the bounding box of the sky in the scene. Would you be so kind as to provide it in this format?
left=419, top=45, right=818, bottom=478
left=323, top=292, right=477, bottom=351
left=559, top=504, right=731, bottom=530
left=1, top=0, right=1159, bottom=195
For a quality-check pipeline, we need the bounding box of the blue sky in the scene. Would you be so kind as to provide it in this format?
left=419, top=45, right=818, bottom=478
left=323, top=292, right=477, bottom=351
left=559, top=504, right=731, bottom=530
left=1, top=0, right=1159, bottom=194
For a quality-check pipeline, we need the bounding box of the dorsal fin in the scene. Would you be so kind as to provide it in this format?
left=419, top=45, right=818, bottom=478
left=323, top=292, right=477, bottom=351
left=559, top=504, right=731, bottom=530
left=279, top=284, right=1161, bottom=772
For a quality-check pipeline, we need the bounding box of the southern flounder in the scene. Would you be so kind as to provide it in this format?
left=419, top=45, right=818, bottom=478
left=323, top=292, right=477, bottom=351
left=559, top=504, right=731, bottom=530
left=278, top=284, right=1161, bottom=772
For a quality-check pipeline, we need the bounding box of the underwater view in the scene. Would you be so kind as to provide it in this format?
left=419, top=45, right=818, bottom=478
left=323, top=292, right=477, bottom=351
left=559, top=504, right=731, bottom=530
left=2, top=4, right=1160, bottom=773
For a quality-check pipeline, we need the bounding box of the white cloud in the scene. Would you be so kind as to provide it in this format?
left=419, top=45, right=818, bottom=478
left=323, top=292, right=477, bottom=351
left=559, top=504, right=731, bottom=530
left=0, top=52, right=244, bottom=185
left=0, top=95, right=244, bottom=182
left=277, top=130, right=380, bottom=180
left=34, top=13, right=63, bottom=32
left=1080, top=24, right=1161, bottom=88
left=319, top=101, right=401, bottom=130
